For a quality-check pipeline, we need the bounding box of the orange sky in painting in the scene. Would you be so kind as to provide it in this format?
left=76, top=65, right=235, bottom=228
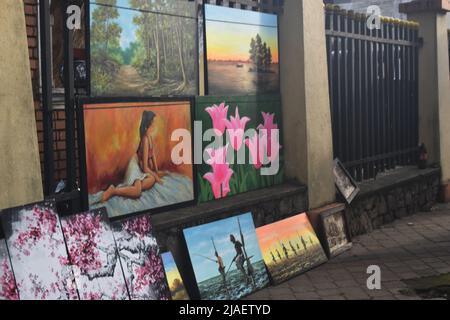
left=256, top=213, right=320, bottom=263
left=206, top=21, right=279, bottom=63
left=83, top=101, right=192, bottom=194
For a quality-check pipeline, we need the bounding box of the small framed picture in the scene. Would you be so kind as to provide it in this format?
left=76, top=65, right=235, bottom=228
left=333, top=159, right=359, bottom=204
left=319, top=209, right=352, bottom=259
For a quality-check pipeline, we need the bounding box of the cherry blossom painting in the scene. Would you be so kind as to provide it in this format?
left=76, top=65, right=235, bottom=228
left=195, top=95, right=284, bottom=203
left=112, top=214, right=170, bottom=300
left=0, top=201, right=78, bottom=300
left=61, top=208, right=129, bottom=300
left=0, top=239, right=19, bottom=300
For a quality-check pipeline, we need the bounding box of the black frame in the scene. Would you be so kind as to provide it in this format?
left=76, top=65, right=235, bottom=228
left=202, top=3, right=281, bottom=96
left=85, top=0, right=200, bottom=98
left=333, top=158, right=360, bottom=204
left=76, top=96, right=198, bottom=221
left=318, top=207, right=352, bottom=259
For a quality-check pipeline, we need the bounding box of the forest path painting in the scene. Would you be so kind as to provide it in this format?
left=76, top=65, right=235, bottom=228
left=90, top=0, right=197, bottom=96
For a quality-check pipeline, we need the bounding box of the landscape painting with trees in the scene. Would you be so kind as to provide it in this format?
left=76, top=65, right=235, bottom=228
left=90, top=0, right=197, bottom=96
left=204, top=5, right=279, bottom=95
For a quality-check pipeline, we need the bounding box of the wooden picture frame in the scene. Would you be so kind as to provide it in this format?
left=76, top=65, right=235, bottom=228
left=333, top=158, right=360, bottom=204
left=76, top=96, right=197, bottom=221
left=319, top=208, right=352, bottom=259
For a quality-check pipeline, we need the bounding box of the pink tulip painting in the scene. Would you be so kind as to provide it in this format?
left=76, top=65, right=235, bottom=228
left=257, top=112, right=279, bottom=158
left=205, top=103, right=229, bottom=136
left=224, top=107, right=251, bottom=151
left=203, top=145, right=234, bottom=199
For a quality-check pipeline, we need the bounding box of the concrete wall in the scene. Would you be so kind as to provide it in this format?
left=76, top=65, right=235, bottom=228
left=408, top=11, right=450, bottom=188
left=0, top=0, right=43, bottom=210
left=279, top=0, right=336, bottom=209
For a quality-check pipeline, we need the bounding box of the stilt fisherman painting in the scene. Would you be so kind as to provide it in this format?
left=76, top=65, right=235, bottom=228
left=183, top=213, right=269, bottom=300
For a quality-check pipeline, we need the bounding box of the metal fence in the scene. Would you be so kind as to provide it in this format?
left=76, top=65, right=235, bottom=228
left=325, top=6, right=420, bottom=182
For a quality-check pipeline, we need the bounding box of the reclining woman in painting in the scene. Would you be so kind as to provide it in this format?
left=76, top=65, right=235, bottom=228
left=101, top=111, right=164, bottom=202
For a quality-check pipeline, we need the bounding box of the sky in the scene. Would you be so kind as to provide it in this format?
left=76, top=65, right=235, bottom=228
left=205, top=5, right=279, bottom=63
left=255, top=213, right=322, bottom=264
left=183, top=213, right=264, bottom=283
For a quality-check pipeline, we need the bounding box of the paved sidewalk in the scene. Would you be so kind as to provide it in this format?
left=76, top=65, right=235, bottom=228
left=247, top=205, right=450, bottom=300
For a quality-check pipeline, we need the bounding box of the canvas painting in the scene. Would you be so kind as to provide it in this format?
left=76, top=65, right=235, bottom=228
left=204, top=5, right=279, bottom=95
left=161, top=251, right=189, bottom=300
left=256, top=213, right=328, bottom=284
left=0, top=201, right=78, bottom=300
left=321, top=211, right=352, bottom=258
left=183, top=213, right=269, bottom=300
left=333, top=159, right=359, bottom=204
left=112, top=215, right=170, bottom=300
left=0, top=239, right=19, bottom=300
left=61, top=208, right=129, bottom=300
left=196, top=95, right=284, bottom=203
left=90, top=0, right=197, bottom=96
left=80, top=99, right=194, bottom=218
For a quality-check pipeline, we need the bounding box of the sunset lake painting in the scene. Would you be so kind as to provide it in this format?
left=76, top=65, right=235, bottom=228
left=204, top=5, right=279, bottom=95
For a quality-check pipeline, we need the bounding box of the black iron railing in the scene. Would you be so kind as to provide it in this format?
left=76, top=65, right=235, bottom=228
left=325, top=6, right=420, bottom=182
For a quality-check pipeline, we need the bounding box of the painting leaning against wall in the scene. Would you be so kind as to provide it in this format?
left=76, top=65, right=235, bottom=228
left=0, top=239, right=19, bottom=300
left=195, top=95, right=284, bottom=203
left=161, top=251, right=189, bottom=300
left=89, top=0, right=197, bottom=96
left=79, top=99, right=195, bottom=218
left=204, top=4, right=280, bottom=95
left=183, top=212, right=270, bottom=300
left=61, top=208, right=129, bottom=300
left=112, top=214, right=171, bottom=300
left=0, top=201, right=78, bottom=300
left=256, top=213, right=328, bottom=285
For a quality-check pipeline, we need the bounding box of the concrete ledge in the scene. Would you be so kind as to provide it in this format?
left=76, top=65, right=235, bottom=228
left=345, top=166, right=441, bottom=238
left=153, top=181, right=308, bottom=232
left=357, top=166, right=441, bottom=198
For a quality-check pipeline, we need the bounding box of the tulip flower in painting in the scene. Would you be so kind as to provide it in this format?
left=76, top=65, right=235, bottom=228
left=205, top=102, right=229, bottom=136
left=257, top=112, right=279, bottom=158
left=245, top=133, right=266, bottom=170
left=203, top=144, right=234, bottom=199
left=224, top=107, right=250, bottom=151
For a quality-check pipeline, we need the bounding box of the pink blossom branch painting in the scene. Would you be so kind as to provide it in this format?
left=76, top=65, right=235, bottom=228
left=112, top=215, right=170, bottom=300
left=0, top=201, right=78, bottom=300
left=0, top=239, right=19, bottom=300
left=61, top=208, right=129, bottom=300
